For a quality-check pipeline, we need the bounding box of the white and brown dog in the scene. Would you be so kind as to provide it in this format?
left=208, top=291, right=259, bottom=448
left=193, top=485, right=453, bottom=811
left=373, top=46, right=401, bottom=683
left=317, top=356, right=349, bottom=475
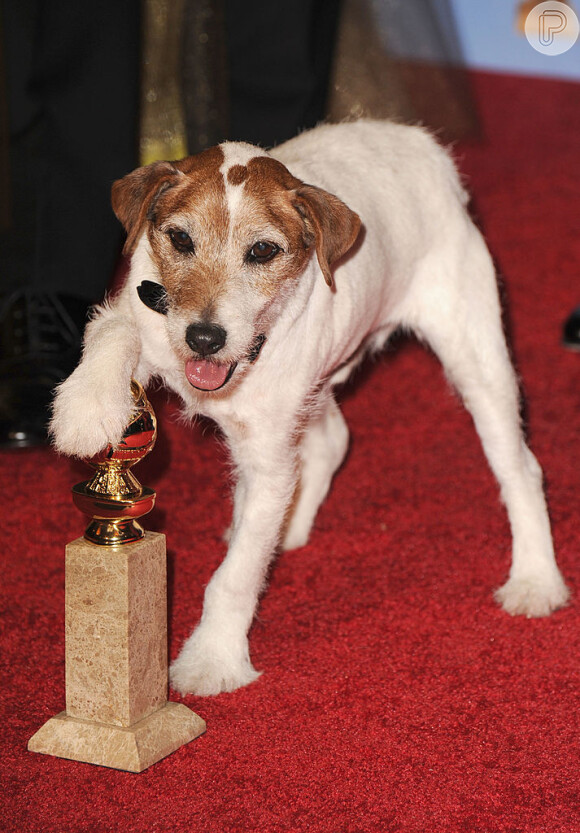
left=51, top=120, right=569, bottom=695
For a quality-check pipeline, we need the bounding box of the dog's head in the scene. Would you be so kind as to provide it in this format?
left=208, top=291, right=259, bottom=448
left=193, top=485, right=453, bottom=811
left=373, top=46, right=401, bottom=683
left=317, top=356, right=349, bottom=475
left=112, top=142, right=361, bottom=392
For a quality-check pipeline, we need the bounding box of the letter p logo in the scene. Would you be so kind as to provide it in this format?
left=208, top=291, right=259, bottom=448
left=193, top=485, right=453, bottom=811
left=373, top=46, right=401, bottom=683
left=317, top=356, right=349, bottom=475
left=525, top=1, right=579, bottom=54
left=539, top=10, right=567, bottom=45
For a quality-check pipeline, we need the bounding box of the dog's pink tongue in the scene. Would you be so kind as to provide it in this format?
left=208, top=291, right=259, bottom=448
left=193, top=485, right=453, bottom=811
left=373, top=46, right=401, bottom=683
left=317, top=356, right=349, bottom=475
left=185, top=358, right=231, bottom=391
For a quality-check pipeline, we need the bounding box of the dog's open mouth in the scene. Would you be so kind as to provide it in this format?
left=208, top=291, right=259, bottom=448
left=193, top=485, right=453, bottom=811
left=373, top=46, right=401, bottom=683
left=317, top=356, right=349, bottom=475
left=184, top=333, right=266, bottom=392
left=185, top=359, right=237, bottom=392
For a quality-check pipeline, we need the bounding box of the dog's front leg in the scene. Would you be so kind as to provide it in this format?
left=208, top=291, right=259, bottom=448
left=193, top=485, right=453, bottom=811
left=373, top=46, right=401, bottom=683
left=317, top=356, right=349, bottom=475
left=50, top=300, right=146, bottom=458
left=170, top=434, right=299, bottom=696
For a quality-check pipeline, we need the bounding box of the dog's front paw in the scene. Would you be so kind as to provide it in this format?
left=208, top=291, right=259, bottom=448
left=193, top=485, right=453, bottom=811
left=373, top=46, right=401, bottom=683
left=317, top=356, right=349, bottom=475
left=50, top=366, right=135, bottom=458
left=169, top=626, right=261, bottom=696
left=495, top=571, right=570, bottom=618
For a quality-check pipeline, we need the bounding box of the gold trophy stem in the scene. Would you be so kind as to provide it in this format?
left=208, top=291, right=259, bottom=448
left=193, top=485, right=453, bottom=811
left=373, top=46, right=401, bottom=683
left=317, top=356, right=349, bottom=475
left=84, top=518, right=146, bottom=547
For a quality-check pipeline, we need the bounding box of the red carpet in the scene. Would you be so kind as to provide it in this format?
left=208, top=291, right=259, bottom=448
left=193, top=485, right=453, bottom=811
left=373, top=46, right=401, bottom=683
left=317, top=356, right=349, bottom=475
left=2, top=71, right=580, bottom=832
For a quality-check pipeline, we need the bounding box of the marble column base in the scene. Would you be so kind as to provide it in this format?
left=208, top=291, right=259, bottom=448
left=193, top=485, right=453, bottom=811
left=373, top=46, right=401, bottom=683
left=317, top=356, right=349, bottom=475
left=29, top=531, right=206, bottom=771
left=28, top=701, right=206, bottom=773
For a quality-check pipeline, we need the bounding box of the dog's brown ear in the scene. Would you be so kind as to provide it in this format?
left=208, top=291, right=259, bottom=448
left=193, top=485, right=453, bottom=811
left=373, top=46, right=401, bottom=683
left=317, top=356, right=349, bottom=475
left=294, top=185, right=361, bottom=289
left=112, top=161, right=181, bottom=255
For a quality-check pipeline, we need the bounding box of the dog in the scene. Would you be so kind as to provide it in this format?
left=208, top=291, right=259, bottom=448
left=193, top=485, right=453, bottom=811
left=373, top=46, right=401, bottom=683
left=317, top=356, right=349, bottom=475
left=51, top=119, right=569, bottom=696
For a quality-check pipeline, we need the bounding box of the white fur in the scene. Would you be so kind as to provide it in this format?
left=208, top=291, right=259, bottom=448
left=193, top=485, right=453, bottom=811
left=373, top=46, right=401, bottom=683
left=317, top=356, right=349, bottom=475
left=220, top=141, right=269, bottom=223
left=51, top=120, right=569, bottom=696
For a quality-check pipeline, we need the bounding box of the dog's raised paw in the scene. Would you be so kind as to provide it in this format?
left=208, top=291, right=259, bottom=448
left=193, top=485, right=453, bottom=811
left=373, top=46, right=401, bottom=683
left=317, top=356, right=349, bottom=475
left=494, top=572, right=570, bottom=618
left=50, top=367, right=135, bottom=458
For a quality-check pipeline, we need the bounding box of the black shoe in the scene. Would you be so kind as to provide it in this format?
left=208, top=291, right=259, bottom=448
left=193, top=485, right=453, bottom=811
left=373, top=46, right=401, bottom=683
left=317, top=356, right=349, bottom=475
left=0, top=291, right=90, bottom=448
left=563, top=306, right=580, bottom=351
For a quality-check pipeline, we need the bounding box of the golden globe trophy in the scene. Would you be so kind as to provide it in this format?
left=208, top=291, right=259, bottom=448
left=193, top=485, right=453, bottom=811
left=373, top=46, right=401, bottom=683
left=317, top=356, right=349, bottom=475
left=28, top=381, right=205, bottom=772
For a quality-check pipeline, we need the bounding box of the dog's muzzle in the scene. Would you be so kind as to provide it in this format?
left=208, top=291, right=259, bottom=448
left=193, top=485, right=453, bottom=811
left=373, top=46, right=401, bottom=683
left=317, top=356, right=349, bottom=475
left=184, top=322, right=232, bottom=391
left=137, top=282, right=266, bottom=392
left=184, top=331, right=266, bottom=392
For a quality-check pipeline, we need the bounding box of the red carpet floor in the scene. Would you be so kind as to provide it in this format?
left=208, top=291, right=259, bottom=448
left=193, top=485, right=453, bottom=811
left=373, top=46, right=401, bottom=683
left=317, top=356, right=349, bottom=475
left=2, top=71, right=580, bottom=832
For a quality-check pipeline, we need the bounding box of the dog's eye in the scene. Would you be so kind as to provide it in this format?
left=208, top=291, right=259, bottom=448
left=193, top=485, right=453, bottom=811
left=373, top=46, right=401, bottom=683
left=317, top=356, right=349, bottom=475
left=168, top=228, right=195, bottom=254
left=247, top=241, right=280, bottom=263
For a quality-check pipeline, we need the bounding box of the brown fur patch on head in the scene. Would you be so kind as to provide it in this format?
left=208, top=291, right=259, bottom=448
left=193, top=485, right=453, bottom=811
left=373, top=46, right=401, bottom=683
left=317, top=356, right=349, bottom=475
left=245, top=156, right=304, bottom=192
left=227, top=156, right=313, bottom=298
left=145, top=147, right=231, bottom=314
left=159, top=146, right=228, bottom=229
left=242, top=156, right=361, bottom=289
left=227, top=164, right=248, bottom=186
left=172, top=145, right=225, bottom=179
left=111, top=146, right=227, bottom=256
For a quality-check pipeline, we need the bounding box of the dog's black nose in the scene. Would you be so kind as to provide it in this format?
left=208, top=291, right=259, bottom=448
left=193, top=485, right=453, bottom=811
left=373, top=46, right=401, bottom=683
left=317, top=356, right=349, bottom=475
left=185, top=322, right=227, bottom=357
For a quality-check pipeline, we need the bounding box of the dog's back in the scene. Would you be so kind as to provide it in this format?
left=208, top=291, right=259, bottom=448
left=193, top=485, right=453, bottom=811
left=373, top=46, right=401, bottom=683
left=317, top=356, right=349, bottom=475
left=272, top=119, right=486, bottom=365
left=274, top=119, right=468, bottom=239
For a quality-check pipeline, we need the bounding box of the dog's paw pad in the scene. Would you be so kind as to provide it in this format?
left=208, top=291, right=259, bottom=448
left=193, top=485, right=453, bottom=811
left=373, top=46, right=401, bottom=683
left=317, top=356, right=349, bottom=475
left=494, top=573, right=570, bottom=618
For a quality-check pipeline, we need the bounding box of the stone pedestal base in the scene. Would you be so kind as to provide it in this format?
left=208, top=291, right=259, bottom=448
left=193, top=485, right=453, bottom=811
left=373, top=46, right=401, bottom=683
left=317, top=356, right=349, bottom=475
left=28, top=701, right=205, bottom=773
left=29, top=531, right=205, bottom=771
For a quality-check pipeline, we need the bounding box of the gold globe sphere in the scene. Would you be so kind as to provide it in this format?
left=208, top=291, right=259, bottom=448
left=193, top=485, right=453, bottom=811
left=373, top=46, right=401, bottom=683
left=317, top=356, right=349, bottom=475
left=89, top=379, right=157, bottom=468
left=72, top=380, right=157, bottom=546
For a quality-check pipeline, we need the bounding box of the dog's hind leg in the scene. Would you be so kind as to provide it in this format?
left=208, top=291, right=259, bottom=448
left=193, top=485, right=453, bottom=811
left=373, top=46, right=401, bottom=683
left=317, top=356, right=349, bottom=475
left=410, top=239, right=569, bottom=617
left=281, top=396, right=350, bottom=551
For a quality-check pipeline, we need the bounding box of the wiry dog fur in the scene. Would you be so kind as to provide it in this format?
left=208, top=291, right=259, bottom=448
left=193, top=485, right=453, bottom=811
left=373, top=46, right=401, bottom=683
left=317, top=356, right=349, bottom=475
left=51, top=120, right=569, bottom=696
